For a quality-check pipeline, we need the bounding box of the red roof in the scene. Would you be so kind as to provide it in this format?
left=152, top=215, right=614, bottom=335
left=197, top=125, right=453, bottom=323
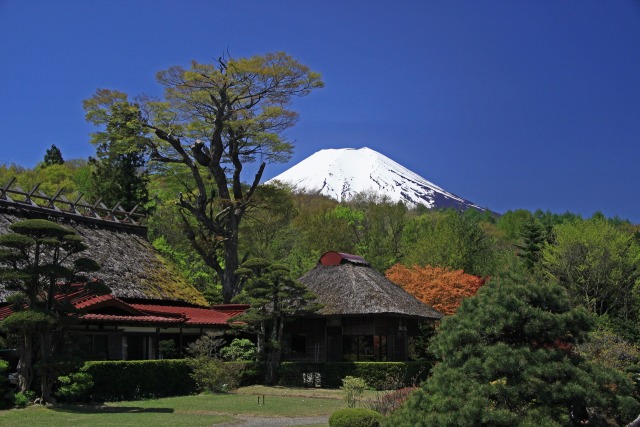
left=0, top=284, right=248, bottom=327
left=320, top=251, right=370, bottom=267
left=130, top=303, right=248, bottom=326
left=81, top=313, right=184, bottom=324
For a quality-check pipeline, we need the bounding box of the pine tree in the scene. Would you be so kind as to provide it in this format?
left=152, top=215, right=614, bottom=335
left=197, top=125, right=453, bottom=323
left=516, top=218, right=545, bottom=270
left=0, top=219, right=100, bottom=402
left=385, top=268, right=639, bottom=426
left=42, top=144, right=64, bottom=166
left=234, top=258, right=321, bottom=385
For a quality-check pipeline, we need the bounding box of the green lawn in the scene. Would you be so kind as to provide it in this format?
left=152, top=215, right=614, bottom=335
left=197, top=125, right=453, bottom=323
left=0, top=387, right=350, bottom=427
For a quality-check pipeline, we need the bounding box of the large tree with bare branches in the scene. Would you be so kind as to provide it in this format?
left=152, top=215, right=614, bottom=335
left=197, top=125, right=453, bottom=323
left=84, top=52, right=323, bottom=303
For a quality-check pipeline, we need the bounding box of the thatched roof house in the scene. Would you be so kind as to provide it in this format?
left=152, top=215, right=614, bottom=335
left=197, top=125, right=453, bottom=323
left=0, top=192, right=206, bottom=305
left=0, top=185, right=248, bottom=360
left=298, top=252, right=441, bottom=319
left=283, top=252, right=441, bottom=363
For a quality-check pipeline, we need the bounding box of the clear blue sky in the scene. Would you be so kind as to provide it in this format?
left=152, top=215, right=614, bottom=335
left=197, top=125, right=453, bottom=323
left=1, top=1, right=639, bottom=222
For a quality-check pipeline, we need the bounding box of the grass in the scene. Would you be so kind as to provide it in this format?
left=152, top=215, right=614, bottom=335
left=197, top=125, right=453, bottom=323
left=0, top=386, right=350, bottom=427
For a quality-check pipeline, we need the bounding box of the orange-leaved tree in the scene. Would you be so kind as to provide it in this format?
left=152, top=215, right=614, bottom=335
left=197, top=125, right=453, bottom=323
left=386, top=264, right=486, bottom=315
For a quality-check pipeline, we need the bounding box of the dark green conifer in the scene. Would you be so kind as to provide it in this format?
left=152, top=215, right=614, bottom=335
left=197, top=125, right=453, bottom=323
left=42, top=144, right=64, bottom=166
left=516, top=218, right=545, bottom=270
left=385, top=268, right=639, bottom=426
left=234, top=258, right=321, bottom=385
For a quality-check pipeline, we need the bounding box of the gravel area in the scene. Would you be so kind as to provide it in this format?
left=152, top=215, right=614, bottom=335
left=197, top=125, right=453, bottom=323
left=215, top=414, right=329, bottom=427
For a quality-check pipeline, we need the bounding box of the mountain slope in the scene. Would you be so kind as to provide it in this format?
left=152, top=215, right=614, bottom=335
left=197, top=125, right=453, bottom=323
left=266, top=147, right=486, bottom=211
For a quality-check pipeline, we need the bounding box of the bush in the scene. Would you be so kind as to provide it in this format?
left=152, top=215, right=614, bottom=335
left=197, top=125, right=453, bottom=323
left=329, top=408, right=382, bottom=427
left=617, top=395, right=640, bottom=425
left=159, top=339, right=179, bottom=359
left=365, top=387, right=417, bottom=416
left=13, top=391, right=35, bottom=408
left=188, top=357, right=244, bottom=393
left=220, top=338, right=257, bottom=361
left=56, top=372, right=94, bottom=403
left=341, top=376, right=367, bottom=408
left=83, top=359, right=196, bottom=401
left=0, top=359, right=15, bottom=409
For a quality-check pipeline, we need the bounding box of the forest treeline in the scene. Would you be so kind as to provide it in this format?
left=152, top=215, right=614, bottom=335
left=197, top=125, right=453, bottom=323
left=2, top=152, right=639, bottom=341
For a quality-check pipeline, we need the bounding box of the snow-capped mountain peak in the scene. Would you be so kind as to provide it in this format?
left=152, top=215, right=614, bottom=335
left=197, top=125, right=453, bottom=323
left=266, top=147, right=485, bottom=212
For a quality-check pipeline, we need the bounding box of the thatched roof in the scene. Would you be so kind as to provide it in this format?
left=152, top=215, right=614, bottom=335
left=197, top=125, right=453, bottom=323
left=298, top=252, right=442, bottom=320
left=0, top=202, right=207, bottom=306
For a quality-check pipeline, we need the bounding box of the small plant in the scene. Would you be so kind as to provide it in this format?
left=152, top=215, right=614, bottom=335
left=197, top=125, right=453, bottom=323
left=187, top=331, right=225, bottom=358
left=188, top=357, right=244, bottom=393
left=329, top=407, right=382, bottom=427
left=341, top=376, right=367, bottom=408
left=55, top=372, right=94, bottom=403
left=14, top=390, right=36, bottom=408
left=365, top=387, right=417, bottom=416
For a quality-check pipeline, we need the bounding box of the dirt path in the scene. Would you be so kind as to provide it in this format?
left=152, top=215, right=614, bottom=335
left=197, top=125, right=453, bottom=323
left=215, top=414, right=329, bottom=426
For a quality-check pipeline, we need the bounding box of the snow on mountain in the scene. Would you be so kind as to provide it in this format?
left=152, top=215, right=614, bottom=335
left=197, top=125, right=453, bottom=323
left=266, top=147, right=486, bottom=212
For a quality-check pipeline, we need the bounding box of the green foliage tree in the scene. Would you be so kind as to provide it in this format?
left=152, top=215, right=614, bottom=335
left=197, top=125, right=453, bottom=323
left=234, top=258, right=321, bottom=385
left=542, top=217, right=640, bottom=324
left=238, top=183, right=298, bottom=261
left=385, top=269, right=639, bottom=426
left=0, top=219, right=99, bottom=402
left=343, top=193, right=408, bottom=271
left=86, top=101, right=151, bottom=213
left=496, top=209, right=534, bottom=242
left=42, top=144, right=64, bottom=167
left=84, top=52, right=323, bottom=303
left=401, top=210, right=496, bottom=276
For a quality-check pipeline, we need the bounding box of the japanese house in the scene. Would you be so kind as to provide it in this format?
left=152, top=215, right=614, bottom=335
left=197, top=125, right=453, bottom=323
left=0, top=180, right=246, bottom=360
left=284, top=251, right=442, bottom=362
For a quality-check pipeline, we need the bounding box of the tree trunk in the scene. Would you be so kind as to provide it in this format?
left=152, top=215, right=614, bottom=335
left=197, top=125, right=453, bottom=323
left=265, top=317, right=284, bottom=386
left=17, top=334, right=33, bottom=393
left=221, top=225, right=240, bottom=303
left=39, top=332, right=54, bottom=403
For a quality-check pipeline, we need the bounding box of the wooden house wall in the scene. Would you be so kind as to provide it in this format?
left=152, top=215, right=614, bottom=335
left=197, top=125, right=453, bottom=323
left=283, top=315, right=424, bottom=363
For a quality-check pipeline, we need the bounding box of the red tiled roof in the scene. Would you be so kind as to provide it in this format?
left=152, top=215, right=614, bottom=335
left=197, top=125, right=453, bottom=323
left=80, top=313, right=183, bottom=324
left=130, top=303, right=247, bottom=326
left=0, top=304, right=12, bottom=319
left=0, top=284, right=247, bottom=327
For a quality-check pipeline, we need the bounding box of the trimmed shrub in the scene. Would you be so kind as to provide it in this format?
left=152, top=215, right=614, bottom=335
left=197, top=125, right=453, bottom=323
left=329, top=408, right=382, bottom=427
left=617, top=395, right=640, bottom=425
left=55, top=372, right=94, bottom=403
left=82, top=359, right=196, bottom=401
left=278, top=362, right=431, bottom=389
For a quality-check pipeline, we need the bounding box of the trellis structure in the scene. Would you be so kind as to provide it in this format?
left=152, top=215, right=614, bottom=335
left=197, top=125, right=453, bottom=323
left=0, top=177, right=145, bottom=228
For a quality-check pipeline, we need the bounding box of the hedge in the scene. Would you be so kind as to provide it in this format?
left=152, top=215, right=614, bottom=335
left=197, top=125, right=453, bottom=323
left=82, top=359, right=196, bottom=401
left=82, top=359, right=261, bottom=401
left=278, top=362, right=431, bottom=389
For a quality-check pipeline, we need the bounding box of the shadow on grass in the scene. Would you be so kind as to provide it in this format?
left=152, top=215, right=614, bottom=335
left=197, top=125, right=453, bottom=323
left=51, top=405, right=174, bottom=414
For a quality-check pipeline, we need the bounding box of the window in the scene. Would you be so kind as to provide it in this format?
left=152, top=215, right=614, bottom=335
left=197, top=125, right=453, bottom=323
left=342, top=335, right=387, bottom=361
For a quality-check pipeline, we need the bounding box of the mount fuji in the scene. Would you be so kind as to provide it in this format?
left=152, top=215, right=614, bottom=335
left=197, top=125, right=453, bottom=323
left=266, top=147, right=487, bottom=212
